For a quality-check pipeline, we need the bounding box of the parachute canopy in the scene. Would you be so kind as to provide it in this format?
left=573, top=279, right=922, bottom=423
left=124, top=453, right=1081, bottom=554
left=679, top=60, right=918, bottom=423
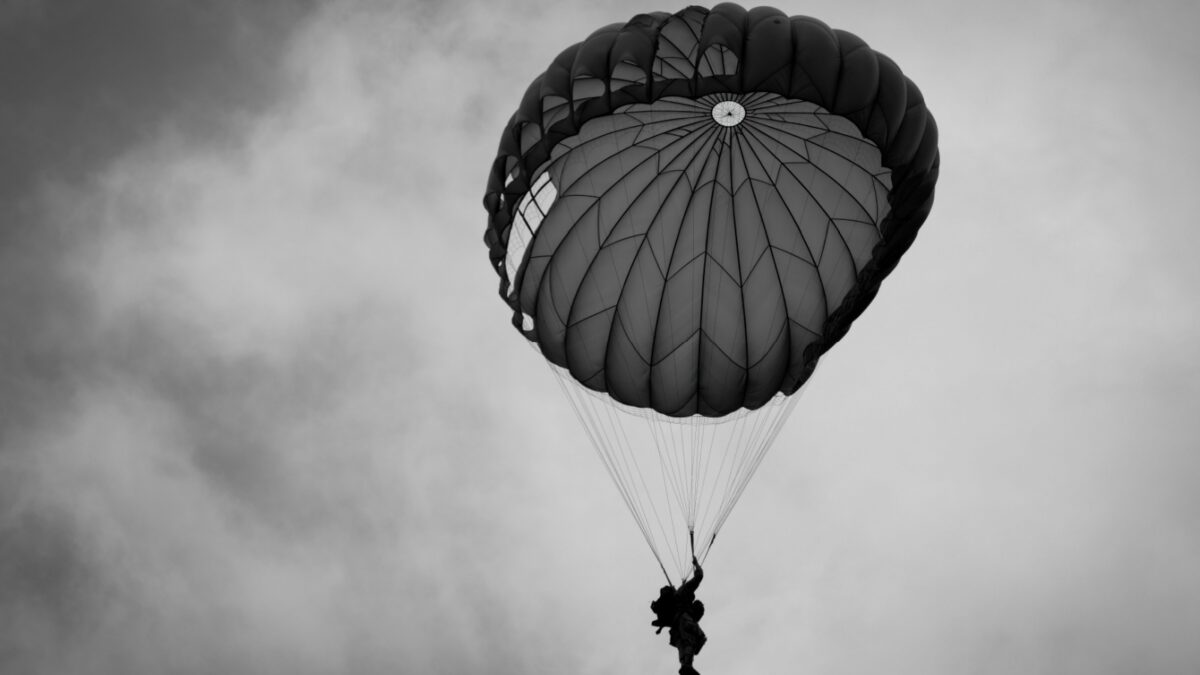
left=483, top=4, right=939, bottom=582
left=484, top=3, right=939, bottom=418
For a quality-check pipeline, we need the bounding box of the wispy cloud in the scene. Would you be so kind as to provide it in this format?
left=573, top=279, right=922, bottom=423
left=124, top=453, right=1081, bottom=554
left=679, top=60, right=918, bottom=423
left=2, top=1, right=1198, bottom=674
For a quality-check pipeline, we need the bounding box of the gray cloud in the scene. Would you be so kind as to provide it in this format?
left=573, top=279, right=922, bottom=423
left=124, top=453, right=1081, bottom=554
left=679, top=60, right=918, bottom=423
left=2, top=1, right=1199, bottom=674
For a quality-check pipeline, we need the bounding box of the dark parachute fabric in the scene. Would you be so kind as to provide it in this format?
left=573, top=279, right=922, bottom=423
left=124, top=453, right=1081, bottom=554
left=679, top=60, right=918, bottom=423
left=484, top=4, right=939, bottom=417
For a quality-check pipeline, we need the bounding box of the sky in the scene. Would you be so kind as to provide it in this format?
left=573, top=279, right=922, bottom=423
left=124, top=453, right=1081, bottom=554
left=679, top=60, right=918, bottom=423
left=1, top=1, right=1198, bottom=674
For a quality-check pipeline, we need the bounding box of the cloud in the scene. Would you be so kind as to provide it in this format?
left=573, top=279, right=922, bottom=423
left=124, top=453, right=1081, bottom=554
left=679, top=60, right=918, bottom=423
left=2, top=2, right=1199, bottom=674
left=0, top=2, right=503, bottom=673
left=2, top=1, right=646, bottom=672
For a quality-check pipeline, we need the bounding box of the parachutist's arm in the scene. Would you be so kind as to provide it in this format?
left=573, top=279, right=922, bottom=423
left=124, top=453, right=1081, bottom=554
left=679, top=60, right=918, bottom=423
left=682, top=560, right=703, bottom=593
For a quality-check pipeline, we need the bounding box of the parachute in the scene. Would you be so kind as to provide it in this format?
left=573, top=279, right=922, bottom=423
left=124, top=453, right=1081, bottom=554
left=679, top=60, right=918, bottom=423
left=483, top=4, right=939, bottom=584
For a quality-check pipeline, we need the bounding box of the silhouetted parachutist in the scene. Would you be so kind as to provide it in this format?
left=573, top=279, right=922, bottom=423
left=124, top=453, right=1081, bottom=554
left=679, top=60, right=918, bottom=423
left=649, top=556, right=707, bottom=675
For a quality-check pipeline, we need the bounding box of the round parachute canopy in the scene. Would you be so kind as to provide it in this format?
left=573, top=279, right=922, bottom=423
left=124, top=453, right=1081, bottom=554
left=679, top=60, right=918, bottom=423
left=484, top=4, right=939, bottom=582
left=484, top=4, right=939, bottom=419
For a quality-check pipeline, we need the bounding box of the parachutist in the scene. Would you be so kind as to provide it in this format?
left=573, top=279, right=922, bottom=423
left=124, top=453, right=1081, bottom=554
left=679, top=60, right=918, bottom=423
left=649, top=557, right=707, bottom=675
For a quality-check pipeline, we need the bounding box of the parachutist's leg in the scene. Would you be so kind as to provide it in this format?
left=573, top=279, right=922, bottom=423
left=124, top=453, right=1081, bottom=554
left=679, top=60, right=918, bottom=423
left=678, top=645, right=699, bottom=675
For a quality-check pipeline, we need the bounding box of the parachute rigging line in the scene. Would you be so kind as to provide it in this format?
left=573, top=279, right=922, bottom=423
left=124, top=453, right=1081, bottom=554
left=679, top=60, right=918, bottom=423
left=551, top=363, right=808, bottom=583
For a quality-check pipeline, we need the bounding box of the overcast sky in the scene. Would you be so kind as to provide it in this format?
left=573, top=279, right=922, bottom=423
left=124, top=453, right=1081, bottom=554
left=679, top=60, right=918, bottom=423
left=2, top=1, right=1198, bottom=674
